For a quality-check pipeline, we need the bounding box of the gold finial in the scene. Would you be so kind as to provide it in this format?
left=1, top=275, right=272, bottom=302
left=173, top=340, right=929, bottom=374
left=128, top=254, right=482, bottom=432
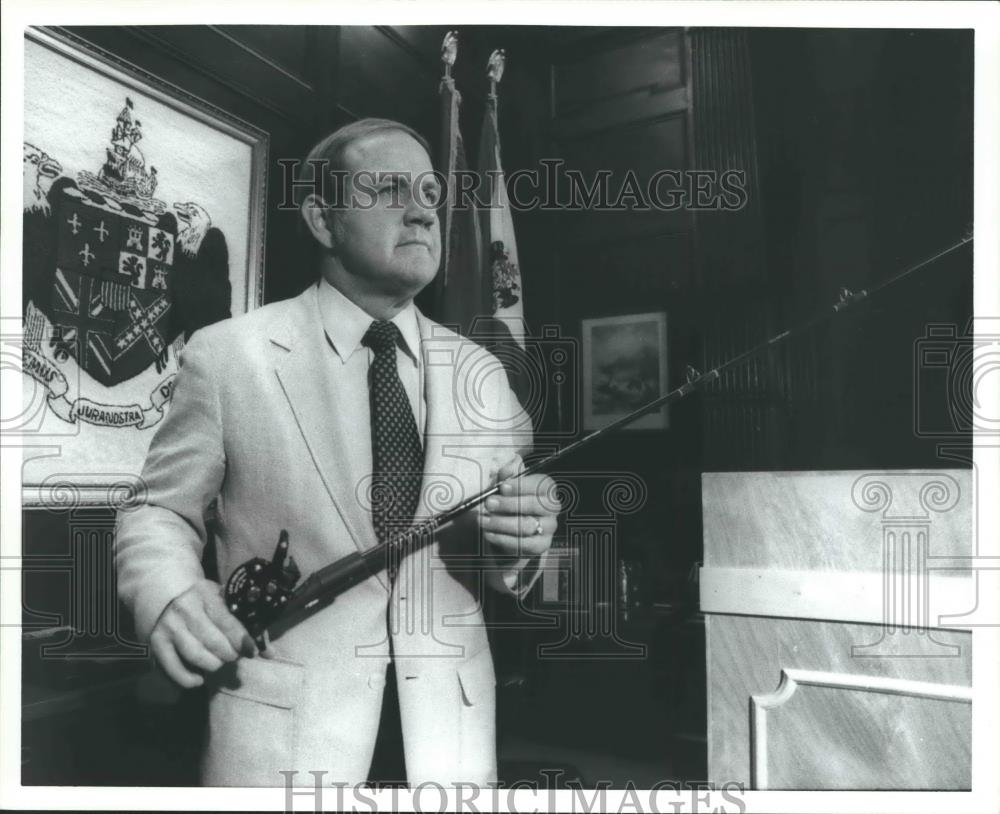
left=441, top=31, right=458, bottom=68
left=487, top=48, right=506, bottom=87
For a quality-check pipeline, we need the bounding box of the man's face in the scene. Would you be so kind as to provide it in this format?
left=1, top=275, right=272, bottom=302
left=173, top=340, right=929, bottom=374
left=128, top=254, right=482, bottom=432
left=329, top=130, right=442, bottom=301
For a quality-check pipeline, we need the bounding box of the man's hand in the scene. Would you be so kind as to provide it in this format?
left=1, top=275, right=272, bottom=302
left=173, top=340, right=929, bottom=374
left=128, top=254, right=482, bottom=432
left=478, top=456, right=560, bottom=569
left=149, top=579, right=256, bottom=688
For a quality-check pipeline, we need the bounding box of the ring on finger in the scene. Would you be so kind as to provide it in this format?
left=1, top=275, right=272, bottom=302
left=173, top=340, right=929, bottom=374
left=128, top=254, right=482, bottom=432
left=533, top=518, right=544, bottom=536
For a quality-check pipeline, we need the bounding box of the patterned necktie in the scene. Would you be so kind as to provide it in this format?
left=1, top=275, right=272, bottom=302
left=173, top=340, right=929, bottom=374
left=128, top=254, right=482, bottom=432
left=362, top=320, right=424, bottom=582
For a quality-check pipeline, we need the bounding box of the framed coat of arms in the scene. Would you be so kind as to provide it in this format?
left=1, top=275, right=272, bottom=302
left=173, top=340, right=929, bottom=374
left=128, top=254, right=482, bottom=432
left=19, top=27, right=268, bottom=507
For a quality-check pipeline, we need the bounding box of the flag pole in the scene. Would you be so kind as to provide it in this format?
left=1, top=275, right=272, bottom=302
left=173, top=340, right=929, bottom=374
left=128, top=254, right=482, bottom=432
left=437, top=30, right=459, bottom=296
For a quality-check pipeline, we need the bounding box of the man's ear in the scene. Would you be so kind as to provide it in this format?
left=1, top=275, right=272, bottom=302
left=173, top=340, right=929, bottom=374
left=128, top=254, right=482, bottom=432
left=301, top=193, right=335, bottom=250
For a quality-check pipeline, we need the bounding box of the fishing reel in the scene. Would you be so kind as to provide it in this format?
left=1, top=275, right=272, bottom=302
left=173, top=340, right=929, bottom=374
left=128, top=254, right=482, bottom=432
left=224, top=530, right=301, bottom=649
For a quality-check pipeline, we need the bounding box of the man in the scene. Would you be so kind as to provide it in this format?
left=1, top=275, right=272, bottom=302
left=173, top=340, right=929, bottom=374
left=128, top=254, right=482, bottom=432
left=115, top=118, right=558, bottom=787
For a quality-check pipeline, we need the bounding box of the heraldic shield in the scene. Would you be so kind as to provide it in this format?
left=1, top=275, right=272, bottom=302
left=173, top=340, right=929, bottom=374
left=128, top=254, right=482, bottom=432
left=23, top=93, right=232, bottom=435
left=49, top=187, right=175, bottom=387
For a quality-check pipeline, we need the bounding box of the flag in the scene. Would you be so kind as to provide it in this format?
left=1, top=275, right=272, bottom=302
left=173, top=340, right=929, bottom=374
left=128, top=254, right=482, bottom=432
left=434, top=36, right=532, bottom=413
left=434, top=32, right=487, bottom=334
left=473, top=50, right=533, bottom=408
left=478, top=54, right=526, bottom=351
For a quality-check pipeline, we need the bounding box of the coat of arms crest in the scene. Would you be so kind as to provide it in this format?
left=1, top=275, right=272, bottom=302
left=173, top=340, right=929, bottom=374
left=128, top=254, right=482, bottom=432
left=23, top=97, right=233, bottom=429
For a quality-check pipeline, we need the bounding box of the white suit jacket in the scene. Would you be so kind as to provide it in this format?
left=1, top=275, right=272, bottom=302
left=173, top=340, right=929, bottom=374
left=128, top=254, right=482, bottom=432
left=115, top=284, right=536, bottom=786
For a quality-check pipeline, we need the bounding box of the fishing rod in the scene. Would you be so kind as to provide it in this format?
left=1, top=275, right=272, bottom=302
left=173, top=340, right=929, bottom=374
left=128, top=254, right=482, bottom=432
left=226, top=233, right=974, bottom=649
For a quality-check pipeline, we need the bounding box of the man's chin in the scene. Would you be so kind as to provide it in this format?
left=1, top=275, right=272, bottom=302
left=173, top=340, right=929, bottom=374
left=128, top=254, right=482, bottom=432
left=397, top=262, right=439, bottom=290
left=379, top=269, right=436, bottom=303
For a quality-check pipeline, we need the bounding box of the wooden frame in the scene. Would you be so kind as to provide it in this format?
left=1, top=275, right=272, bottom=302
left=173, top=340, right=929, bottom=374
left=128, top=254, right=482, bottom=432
left=20, top=26, right=268, bottom=508
left=581, top=311, right=668, bottom=431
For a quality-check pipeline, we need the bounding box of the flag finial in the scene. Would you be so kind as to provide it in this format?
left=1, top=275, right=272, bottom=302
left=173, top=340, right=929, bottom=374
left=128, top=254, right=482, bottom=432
left=441, top=31, right=458, bottom=76
left=487, top=48, right=506, bottom=90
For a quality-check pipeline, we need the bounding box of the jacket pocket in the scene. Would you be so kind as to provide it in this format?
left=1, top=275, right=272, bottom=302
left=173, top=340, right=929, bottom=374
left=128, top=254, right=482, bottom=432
left=456, top=647, right=498, bottom=783
left=457, top=646, right=496, bottom=707
left=203, top=655, right=305, bottom=786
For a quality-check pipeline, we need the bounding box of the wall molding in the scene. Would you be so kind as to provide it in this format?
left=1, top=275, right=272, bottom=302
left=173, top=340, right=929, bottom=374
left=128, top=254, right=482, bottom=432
left=749, top=667, right=972, bottom=789
left=700, top=565, right=973, bottom=630
left=208, top=26, right=315, bottom=91
left=120, top=26, right=309, bottom=126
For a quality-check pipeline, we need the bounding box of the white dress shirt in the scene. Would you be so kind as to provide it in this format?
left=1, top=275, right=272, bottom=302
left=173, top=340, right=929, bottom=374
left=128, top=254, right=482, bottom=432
left=316, top=277, right=426, bottom=437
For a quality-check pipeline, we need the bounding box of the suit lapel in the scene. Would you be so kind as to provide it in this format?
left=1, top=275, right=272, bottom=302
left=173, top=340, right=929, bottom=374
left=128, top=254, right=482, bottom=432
left=270, top=300, right=482, bottom=591
left=271, top=286, right=384, bottom=585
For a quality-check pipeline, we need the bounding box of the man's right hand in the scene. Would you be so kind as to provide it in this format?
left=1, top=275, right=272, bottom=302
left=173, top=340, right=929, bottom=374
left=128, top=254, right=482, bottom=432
left=149, top=579, right=257, bottom=688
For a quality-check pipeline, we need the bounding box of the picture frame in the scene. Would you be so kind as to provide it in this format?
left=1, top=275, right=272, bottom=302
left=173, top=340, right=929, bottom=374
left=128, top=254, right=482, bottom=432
left=537, top=543, right=582, bottom=609
left=581, top=311, right=669, bottom=431
left=19, top=26, right=268, bottom=508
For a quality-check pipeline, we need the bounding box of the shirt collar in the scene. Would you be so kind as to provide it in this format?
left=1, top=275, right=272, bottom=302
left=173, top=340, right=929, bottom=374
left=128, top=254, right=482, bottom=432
left=316, top=278, right=421, bottom=367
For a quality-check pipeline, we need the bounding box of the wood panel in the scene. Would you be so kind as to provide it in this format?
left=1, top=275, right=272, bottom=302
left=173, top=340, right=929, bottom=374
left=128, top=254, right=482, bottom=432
left=689, top=29, right=779, bottom=470
left=555, top=31, right=684, bottom=117
left=706, top=614, right=971, bottom=789
left=117, top=26, right=317, bottom=124
left=689, top=28, right=763, bottom=289
left=751, top=668, right=971, bottom=789
left=214, top=25, right=314, bottom=83
left=544, top=28, right=703, bottom=648
left=338, top=26, right=438, bottom=128
left=551, top=29, right=690, bottom=243
left=548, top=25, right=693, bottom=367
left=698, top=295, right=824, bottom=468
left=554, top=31, right=686, bottom=138
left=558, top=114, right=690, bottom=245
left=743, top=29, right=973, bottom=471
left=561, top=229, right=694, bottom=312
left=702, top=469, right=972, bottom=570
left=701, top=567, right=973, bottom=631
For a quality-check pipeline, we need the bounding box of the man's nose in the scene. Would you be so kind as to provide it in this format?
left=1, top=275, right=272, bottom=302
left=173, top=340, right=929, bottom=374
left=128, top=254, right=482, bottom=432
left=403, top=191, right=438, bottom=227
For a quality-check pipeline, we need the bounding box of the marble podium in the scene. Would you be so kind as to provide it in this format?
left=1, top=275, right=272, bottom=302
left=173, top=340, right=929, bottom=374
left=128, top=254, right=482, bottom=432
left=700, top=469, right=974, bottom=790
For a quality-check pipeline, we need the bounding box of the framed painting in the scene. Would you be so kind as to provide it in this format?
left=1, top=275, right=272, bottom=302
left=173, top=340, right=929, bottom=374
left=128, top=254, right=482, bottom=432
left=581, top=311, right=669, bottom=431
left=19, top=26, right=268, bottom=507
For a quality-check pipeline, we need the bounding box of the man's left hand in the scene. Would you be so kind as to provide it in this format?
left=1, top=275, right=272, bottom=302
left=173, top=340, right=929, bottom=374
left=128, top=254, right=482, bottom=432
left=478, top=456, right=559, bottom=566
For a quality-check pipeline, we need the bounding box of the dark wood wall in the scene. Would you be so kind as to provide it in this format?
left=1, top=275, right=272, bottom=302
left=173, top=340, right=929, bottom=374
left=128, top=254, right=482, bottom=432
left=495, top=30, right=707, bottom=780
left=747, top=28, right=974, bottom=470
left=539, top=27, right=702, bottom=586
